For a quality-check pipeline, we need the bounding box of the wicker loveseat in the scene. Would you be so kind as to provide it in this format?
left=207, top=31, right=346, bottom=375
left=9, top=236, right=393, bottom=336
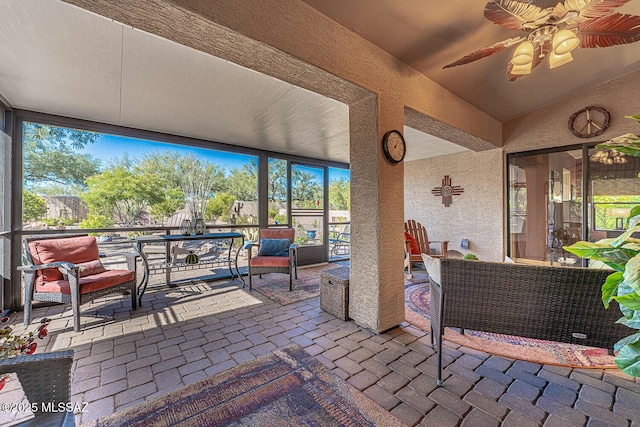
left=429, top=258, right=630, bottom=385
left=20, top=234, right=139, bottom=332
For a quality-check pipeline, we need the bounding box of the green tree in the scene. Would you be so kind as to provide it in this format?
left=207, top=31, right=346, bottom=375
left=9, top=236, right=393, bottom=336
left=22, top=190, right=47, bottom=222
left=292, top=169, right=322, bottom=208
left=227, top=161, right=258, bottom=201
left=268, top=159, right=288, bottom=202
left=78, top=213, right=114, bottom=235
left=138, top=152, right=226, bottom=219
left=179, top=155, right=226, bottom=219
left=205, top=192, right=236, bottom=222
left=329, top=178, right=350, bottom=211
left=137, top=151, right=183, bottom=190
left=82, top=164, right=164, bottom=226
left=23, top=122, right=101, bottom=189
left=150, top=188, right=185, bottom=224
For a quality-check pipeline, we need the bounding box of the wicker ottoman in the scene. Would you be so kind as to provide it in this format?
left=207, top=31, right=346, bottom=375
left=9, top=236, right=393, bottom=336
left=320, top=266, right=350, bottom=320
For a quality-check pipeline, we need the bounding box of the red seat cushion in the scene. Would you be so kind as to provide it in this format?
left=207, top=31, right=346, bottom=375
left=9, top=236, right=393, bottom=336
left=28, top=236, right=100, bottom=281
left=404, top=232, right=420, bottom=255
left=35, top=269, right=135, bottom=294
left=250, top=256, right=290, bottom=268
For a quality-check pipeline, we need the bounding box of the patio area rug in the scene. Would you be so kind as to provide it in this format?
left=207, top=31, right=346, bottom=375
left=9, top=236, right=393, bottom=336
left=405, top=277, right=617, bottom=368
left=84, top=344, right=404, bottom=427
left=250, top=262, right=348, bottom=305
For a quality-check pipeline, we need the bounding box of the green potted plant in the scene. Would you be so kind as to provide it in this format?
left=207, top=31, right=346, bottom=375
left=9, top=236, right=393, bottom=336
left=564, top=114, right=640, bottom=377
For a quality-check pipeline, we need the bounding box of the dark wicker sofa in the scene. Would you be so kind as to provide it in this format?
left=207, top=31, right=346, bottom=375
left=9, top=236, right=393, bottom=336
left=430, top=258, right=629, bottom=385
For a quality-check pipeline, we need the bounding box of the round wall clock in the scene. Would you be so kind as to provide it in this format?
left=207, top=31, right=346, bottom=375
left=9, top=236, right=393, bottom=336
left=382, top=130, right=406, bottom=164
left=568, top=106, right=611, bottom=138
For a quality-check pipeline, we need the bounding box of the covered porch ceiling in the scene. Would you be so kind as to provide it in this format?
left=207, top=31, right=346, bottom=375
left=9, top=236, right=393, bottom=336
left=0, top=0, right=468, bottom=164
left=4, top=1, right=639, bottom=163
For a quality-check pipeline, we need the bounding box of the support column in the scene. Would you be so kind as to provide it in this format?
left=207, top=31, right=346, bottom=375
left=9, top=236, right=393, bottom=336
left=349, top=94, right=406, bottom=332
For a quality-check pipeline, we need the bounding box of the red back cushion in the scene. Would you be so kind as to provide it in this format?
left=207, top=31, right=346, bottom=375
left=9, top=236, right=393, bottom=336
left=260, top=228, right=295, bottom=242
left=404, top=232, right=420, bottom=255
left=28, top=236, right=100, bottom=281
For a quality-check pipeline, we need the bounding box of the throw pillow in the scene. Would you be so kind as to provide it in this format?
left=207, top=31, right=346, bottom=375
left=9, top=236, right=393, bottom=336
left=504, top=255, right=515, bottom=263
left=257, top=238, right=291, bottom=257
left=421, top=253, right=441, bottom=285
left=404, top=232, right=420, bottom=255
left=59, top=259, right=107, bottom=280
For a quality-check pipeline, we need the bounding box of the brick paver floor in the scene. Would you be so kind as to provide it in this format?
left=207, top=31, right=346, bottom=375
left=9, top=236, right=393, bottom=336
left=4, top=267, right=640, bottom=426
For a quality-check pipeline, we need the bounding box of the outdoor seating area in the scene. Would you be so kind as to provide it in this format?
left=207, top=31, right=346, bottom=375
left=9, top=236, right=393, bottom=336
left=4, top=0, right=640, bottom=426
left=3, top=268, right=639, bottom=426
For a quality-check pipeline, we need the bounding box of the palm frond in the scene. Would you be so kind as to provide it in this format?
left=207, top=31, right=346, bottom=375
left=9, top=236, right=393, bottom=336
left=485, top=0, right=552, bottom=30
left=578, top=13, right=640, bottom=47
left=564, top=0, right=631, bottom=20
left=443, top=36, right=524, bottom=69
left=551, top=2, right=570, bottom=21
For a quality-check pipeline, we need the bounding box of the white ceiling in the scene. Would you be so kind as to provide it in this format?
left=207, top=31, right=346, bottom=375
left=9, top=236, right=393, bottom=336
left=0, top=0, right=461, bottom=165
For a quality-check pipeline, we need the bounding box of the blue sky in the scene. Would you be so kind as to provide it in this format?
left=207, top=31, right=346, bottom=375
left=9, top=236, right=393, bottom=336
left=81, top=134, right=350, bottom=181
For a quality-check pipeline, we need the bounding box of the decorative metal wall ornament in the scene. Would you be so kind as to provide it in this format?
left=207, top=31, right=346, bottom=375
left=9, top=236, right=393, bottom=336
left=568, top=106, right=611, bottom=138
left=442, top=0, right=640, bottom=80
left=432, top=175, right=465, bottom=207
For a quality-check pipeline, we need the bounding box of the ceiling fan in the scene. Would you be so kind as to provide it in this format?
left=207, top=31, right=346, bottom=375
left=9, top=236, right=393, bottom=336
left=443, top=0, right=640, bottom=80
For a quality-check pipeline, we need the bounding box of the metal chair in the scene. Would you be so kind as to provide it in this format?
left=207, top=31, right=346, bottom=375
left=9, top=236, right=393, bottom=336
left=246, top=228, right=298, bottom=291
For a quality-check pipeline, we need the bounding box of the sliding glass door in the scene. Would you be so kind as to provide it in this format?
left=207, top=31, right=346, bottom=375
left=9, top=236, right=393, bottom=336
left=508, top=145, right=640, bottom=267
left=508, top=148, right=585, bottom=265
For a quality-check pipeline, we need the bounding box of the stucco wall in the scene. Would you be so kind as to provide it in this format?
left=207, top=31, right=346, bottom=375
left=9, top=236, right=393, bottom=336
left=504, top=70, right=640, bottom=151
left=404, top=149, right=504, bottom=262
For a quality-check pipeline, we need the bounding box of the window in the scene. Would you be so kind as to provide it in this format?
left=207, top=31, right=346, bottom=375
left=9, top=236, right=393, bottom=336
left=508, top=145, right=640, bottom=266
left=21, top=122, right=258, bottom=235
left=328, top=167, right=350, bottom=259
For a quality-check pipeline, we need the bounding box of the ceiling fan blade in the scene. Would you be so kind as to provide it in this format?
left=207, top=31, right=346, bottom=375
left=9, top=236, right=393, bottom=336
left=578, top=13, right=640, bottom=47
left=564, top=0, right=631, bottom=19
left=443, top=36, right=524, bottom=69
left=551, top=2, right=570, bottom=21
left=485, top=0, right=552, bottom=30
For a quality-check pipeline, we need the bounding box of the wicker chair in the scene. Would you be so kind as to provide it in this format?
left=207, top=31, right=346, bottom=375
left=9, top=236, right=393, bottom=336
left=246, top=228, right=298, bottom=291
left=0, top=350, right=75, bottom=426
left=20, top=234, right=139, bottom=332
left=430, top=258, right=629, bottom=385
left=404, top=220, right=448, bottom=275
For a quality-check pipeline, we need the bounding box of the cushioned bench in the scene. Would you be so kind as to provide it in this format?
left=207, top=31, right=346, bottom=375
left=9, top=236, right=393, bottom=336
left=429, top=258, right=630, bottom=385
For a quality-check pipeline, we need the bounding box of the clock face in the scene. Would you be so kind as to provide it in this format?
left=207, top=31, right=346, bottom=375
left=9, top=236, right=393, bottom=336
left=382, top=130, right=406, bottom=164
left=568, top=106, right=610, bottom=138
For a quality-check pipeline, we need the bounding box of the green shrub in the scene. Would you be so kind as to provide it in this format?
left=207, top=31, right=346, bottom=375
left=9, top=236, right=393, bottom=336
left=79, top=213, right=114, bottom=235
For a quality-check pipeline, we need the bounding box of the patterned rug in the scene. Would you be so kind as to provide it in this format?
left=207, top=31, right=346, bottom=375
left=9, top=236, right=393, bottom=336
left=405, top=276, right=617, bottom=368
left=84, top=344, right=403, bottom=427
left=250, top=263, right=347, bottom=305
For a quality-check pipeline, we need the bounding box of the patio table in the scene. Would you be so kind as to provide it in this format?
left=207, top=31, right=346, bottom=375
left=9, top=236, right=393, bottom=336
left=135, top=232, right=244, bottom=304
